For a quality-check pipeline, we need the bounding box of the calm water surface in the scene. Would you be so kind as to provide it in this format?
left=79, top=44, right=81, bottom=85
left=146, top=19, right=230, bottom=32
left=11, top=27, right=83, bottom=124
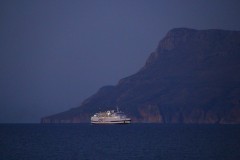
left=0, top=124, right=240, bottom=160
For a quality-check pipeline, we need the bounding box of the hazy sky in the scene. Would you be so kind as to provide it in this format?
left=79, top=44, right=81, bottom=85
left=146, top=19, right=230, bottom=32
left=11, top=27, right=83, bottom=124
left=1, top=0, right=240, bottom=123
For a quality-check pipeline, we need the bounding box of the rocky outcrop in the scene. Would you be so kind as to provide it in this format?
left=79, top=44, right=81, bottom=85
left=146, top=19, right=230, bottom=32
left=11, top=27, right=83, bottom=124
left=41, top=28, right=240, bottom=124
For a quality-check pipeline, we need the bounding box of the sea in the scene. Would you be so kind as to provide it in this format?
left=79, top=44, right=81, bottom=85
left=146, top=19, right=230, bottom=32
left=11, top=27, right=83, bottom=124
left=0, top=124, right=240, bottom=160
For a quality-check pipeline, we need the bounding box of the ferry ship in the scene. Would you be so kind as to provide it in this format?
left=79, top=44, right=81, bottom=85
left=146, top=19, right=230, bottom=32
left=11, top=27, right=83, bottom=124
left=91, top=108, right=131, bottom=124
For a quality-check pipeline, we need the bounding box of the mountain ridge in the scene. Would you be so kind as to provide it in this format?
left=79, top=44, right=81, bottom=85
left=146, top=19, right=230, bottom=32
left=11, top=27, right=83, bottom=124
left=41, top=28, right=240, bottom=124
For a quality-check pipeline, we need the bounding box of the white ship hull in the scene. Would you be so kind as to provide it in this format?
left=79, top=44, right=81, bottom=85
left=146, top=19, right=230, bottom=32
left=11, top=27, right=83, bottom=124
left=91, top=119, right=131, bottom=124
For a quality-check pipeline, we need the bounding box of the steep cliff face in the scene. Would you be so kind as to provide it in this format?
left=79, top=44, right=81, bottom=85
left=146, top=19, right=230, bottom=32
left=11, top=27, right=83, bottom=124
left=41, top=28, right=240, bottom=124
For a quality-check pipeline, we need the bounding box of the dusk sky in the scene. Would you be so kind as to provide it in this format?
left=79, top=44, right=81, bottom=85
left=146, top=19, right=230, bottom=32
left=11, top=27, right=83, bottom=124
left=1, top=0, right=240, bottom=123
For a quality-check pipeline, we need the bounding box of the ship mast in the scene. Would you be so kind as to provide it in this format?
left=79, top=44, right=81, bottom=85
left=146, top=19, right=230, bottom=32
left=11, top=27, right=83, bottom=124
left=116, top=106, right=119, bottom=112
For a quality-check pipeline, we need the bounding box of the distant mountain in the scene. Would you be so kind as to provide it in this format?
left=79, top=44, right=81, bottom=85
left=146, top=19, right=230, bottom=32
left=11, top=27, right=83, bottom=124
left=41, top=28, right=240, bottom=124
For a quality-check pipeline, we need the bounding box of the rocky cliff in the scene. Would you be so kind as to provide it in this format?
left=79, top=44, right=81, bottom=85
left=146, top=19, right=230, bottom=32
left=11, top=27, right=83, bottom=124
left=41, top=28, right=240, bottom=124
